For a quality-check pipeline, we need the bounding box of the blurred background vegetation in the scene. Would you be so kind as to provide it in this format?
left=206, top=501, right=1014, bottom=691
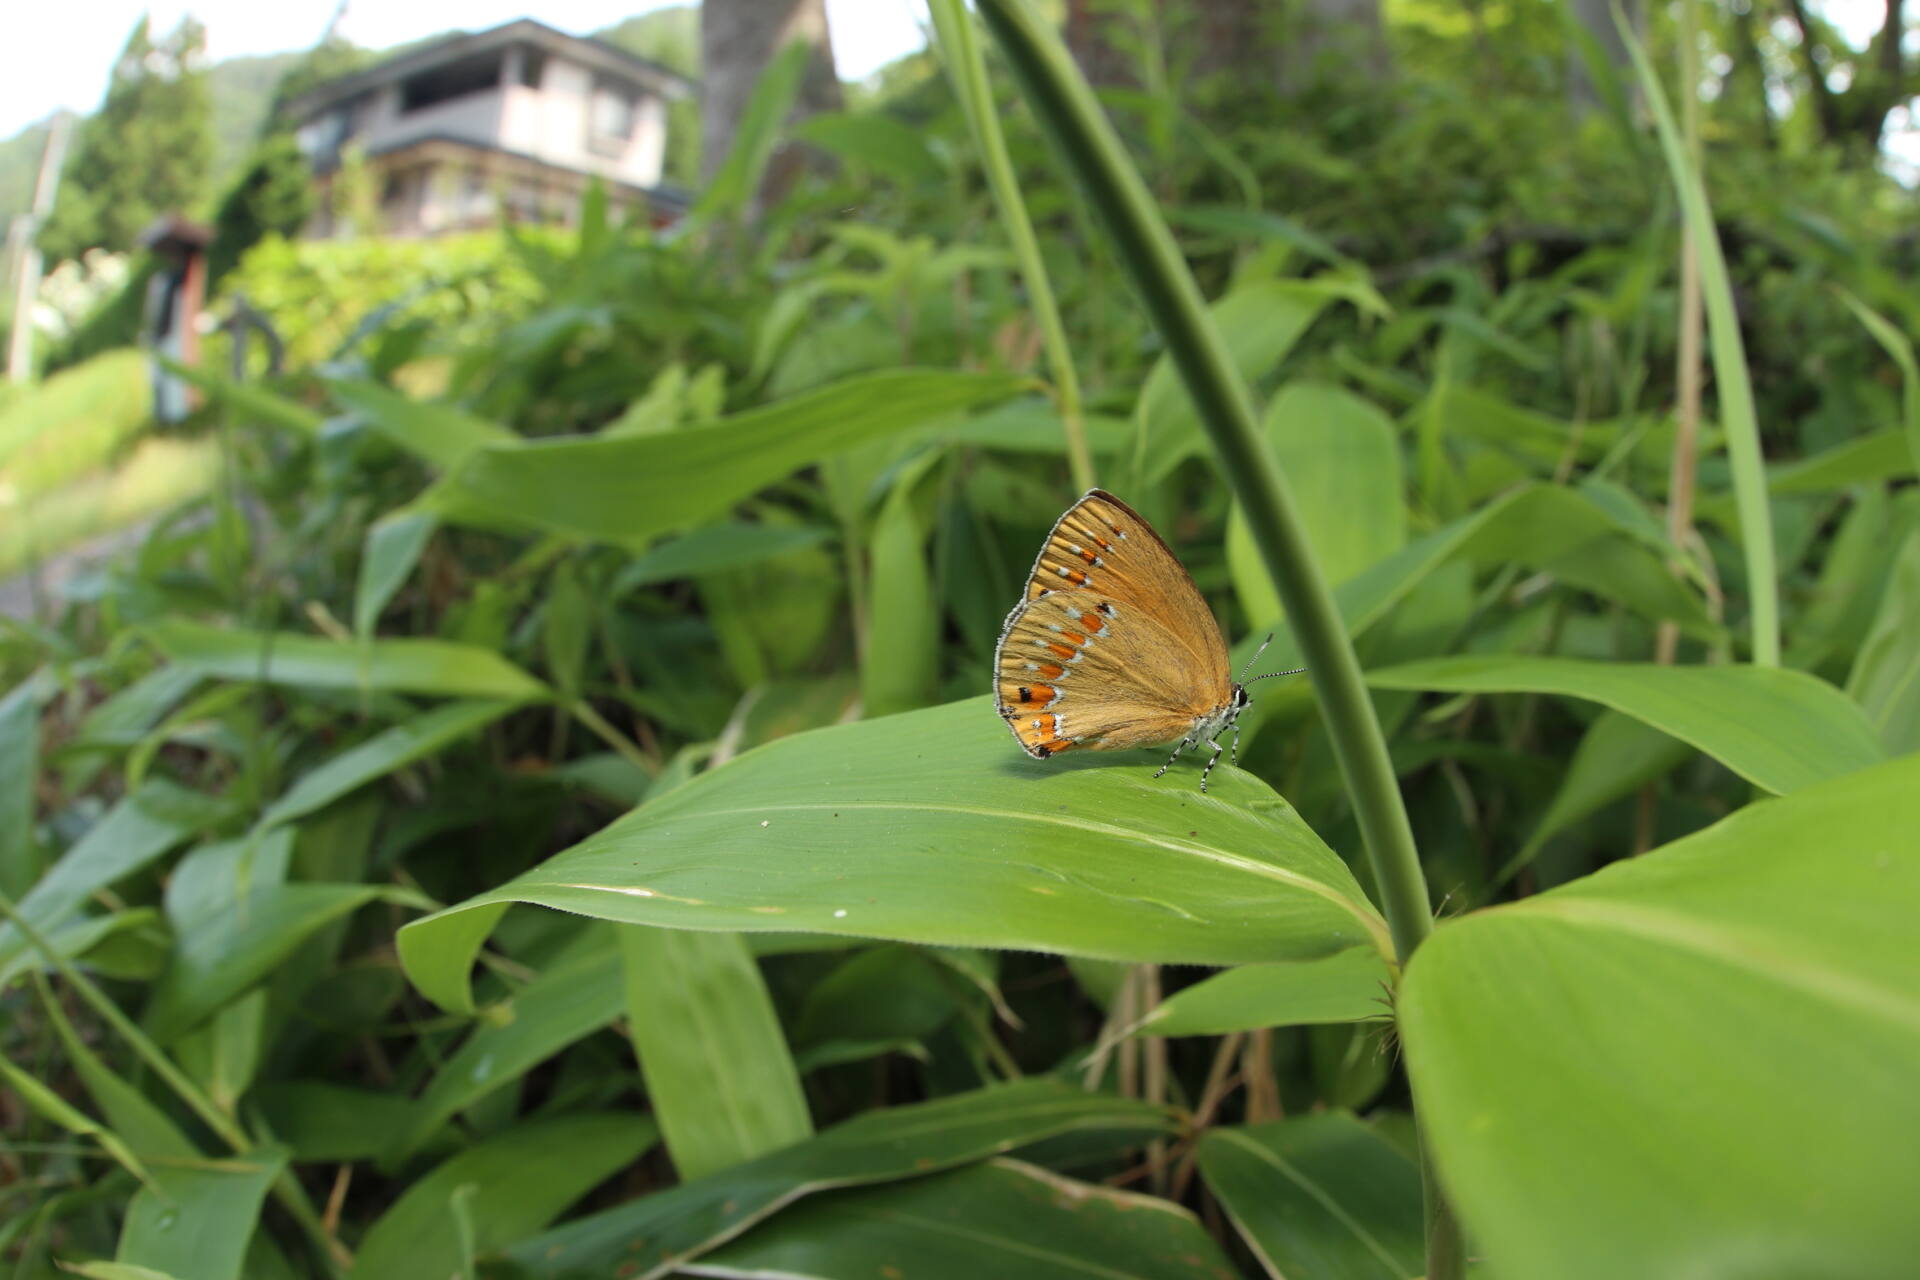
left=2, top=0, right=1918, bottom=1276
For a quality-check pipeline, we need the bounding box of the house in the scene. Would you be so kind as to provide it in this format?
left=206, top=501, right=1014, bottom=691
left=286, top=19, right=694, bottom=237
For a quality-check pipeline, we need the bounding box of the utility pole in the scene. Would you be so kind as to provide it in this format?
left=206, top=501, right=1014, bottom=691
left=6, top=112, right=74, bottom=384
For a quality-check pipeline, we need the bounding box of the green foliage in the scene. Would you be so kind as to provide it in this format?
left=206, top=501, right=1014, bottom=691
left=42, top=17, right=213, bottom=262
left=6, top=2, right=1920, bottom=1277
left=208, top=134, right=314, bottom=286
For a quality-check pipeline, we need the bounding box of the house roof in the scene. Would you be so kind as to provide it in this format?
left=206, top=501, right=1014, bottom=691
left=285, top=17, right=696, bottom=120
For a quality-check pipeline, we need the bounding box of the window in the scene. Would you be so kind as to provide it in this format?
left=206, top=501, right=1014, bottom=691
left=400, top=51, right=504, bottom=113
left=589, top=78, right=638, bottom=145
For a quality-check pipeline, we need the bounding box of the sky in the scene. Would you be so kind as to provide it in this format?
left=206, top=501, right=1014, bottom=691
left=0, top=0, right=932, bottom=139
left=0, top=0, right=1903, bottom=143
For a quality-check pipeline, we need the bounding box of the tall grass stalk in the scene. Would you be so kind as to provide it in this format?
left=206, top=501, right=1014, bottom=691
left=928, top=0, right=1095, bottom=492
left=969, top=1, right=1455, bottom=1270
left=1621, top=9, right=1780, bottom=667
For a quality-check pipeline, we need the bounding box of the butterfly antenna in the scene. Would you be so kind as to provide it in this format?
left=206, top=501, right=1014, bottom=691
left=1236, top=633, right=1275, bottom=685
left=1238, top=633, right=1308, bottom=686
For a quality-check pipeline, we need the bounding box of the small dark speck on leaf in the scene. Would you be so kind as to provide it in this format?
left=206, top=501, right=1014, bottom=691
left=1189, top=831, right=1197, bottom=837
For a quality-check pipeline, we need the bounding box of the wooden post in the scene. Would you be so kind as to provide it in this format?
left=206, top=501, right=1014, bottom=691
left=6, top=113, right=73, bottom=383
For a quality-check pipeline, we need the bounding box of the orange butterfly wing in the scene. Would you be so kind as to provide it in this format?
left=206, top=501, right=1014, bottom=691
left=994, top=490, right=1234, bottom=757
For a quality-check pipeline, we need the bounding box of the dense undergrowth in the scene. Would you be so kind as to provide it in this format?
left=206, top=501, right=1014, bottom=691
left=3, top=3, right=1918, bottom=1278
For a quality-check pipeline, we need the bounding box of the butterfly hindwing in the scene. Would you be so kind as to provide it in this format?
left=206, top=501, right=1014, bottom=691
left=995, top=490, right=1234, bottom=757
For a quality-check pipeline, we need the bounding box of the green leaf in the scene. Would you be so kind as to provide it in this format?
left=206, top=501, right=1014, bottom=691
left=1624, top=15, right=1779, bottom=663
left=62, top=1263, right=183, bottom=1280
left=354, top=509, right=437, bottom=637
left=1230, top=381, right=1405, bottom=629
left=1136, top=278, right=1373, bottom=484
left=1367, top=656, right=1881, bottom=795
left=144, top=833, right=389, bottom=1041
left=117, top=1147, right=287, bottom=1280
left=792, top=111, right=944, bottom=184
left=622, top=925, right=812, bottom=1180
left=542, top=562, right=593, bottom=703
left=40, top=980, right=198, bottom=1160
left=0, top=1051, right=154, bottom=1189
left=690, top=40, right=810, bottom=224
left=1134, top=947, right=1390, bottom=1037
left=0, top=671, right=47, bottom=897
left=0, top=780, right=218, bottom=979
left=1500, top=709, right=1696, bottom=884
left=170, top=362, right=323, bottom=435
left=693, top=1157, right=1237, bottom=1279
left=861, top=455, right=941, bottom=719
left=57, top=665, right=202, bottom=794
left=1400, top=753, right=1920, bottom=1279
left=395, top=924, right=622, bottom=1157
left=1198, top=1112, right=1423, bottom=1280
left=613, top=523, right=832, bottom=593
left=259, top=700, right=518, bottom=832
left=504, top=1079, right=1178, bottom=1279
left=446, top=369, right=1024, bottom=544
left=328, top=380, right=514, bottom=470
left=1846, top=526, right=1920, bottom=754
left=398, top=698, right=1388, bottom=1015
left=252, top=1081, right=420, bottom=1163
left=146, top=619, right=549, bottom=700
left=352, top=1113, right=657, bottom=1280
left=1837, top=289, right=1920, bottom=476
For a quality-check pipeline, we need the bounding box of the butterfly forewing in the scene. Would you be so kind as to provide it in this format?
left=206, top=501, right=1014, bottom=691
left=995, top=490, right=1234, bottom=757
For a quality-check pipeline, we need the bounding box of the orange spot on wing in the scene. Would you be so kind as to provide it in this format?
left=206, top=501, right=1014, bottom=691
left=1079, top=611, right=1105, bottom=633
left=1037, top=663, right=1065, bottom=679
left=1047, top=643, right=1076, bottom=660
left=1036, top=738, right=1075, bottom=755
left=1062, top=569, right=1088, bottom=586
left=1059, top=631, right=1086, bottom=647
left=1076, top=546, right=1099, bottom=564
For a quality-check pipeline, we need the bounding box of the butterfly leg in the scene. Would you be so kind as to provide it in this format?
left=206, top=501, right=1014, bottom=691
left=1200, top=735, right=1227, bottom=793
left=1154, top=737, right=1194, bottom=779
left=1229, top=721, right=1241, bottom=767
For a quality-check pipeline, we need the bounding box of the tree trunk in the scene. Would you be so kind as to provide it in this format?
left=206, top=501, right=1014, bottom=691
left=699, top=0, right=842, bottom=204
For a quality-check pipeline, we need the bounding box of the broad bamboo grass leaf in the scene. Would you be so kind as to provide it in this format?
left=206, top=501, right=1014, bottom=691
left=253, top=1081, right=419, bottom=1162
left=1229, top=382, right=1405, bottom=629
left=398, top=698, right=1389, bottom=1016
left=354, top=509, right=436, bottom=638
left=0, top=779, right=220, bottom=979
left=63, top=1263, right=182, bottom=1280
left=687, top=1157, right=1237, bottom=1279
left=690, top=40, right=810, bottom=225
left=0, top=673, right=48, bottom=898
left=258, top=700, right=519, bottom=832
left=117, top=1147, right=288, bottom=1280
left=1399, top=753, right=1920, bottom=1279
left=168, top=361, right=324, bottom=435
left=1134, top=278, right=1384, bottom=486
left=1366, top=655, right=1881, bottom=796
left=55, top=665, right=202, bottom=795
left=0, top=910, right=164, bottom=989
left=1129, top=948, right=1391, bottom=1038
left=861, top=454, right=941, bottom=719
left=353, top=1113, right=657, bottom=1280
left=503, top=1079, right=1178, bottom=1279
left=146, top=619, right=548, bottom=700
left=40, top=979, right=198, bottom=1160
left=1846, top=528, right=1920, bottom=754
left=0, top=1053, right=156, bottom=1190
left=941, top=400, right=1132, bottom=455
left=326, top=379, right=513, bottom=470
left=1696, top=430, right=1915, bottom=527
left=144, top=832, right=395, bottom=1042
left=1499, top=709, right=1696, bottom=886
left=1837, top=289, right=1920, bottom=475
left=1623, top=15, right=1779, bottom=664
left=1197, top=1113, right=1423, bottom=1280
left=622, top=925, right=813, bottom=1180
left=444, top=369, right=1026, bottom=544
left=394, top=924, right=623, bottom=1159
left=792, top=111, right=943, bottom=184
left=613, top=523, right=832, bottom=593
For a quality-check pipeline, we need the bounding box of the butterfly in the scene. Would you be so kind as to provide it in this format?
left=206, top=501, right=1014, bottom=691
left=994, top=489, right=1300, bottom=792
